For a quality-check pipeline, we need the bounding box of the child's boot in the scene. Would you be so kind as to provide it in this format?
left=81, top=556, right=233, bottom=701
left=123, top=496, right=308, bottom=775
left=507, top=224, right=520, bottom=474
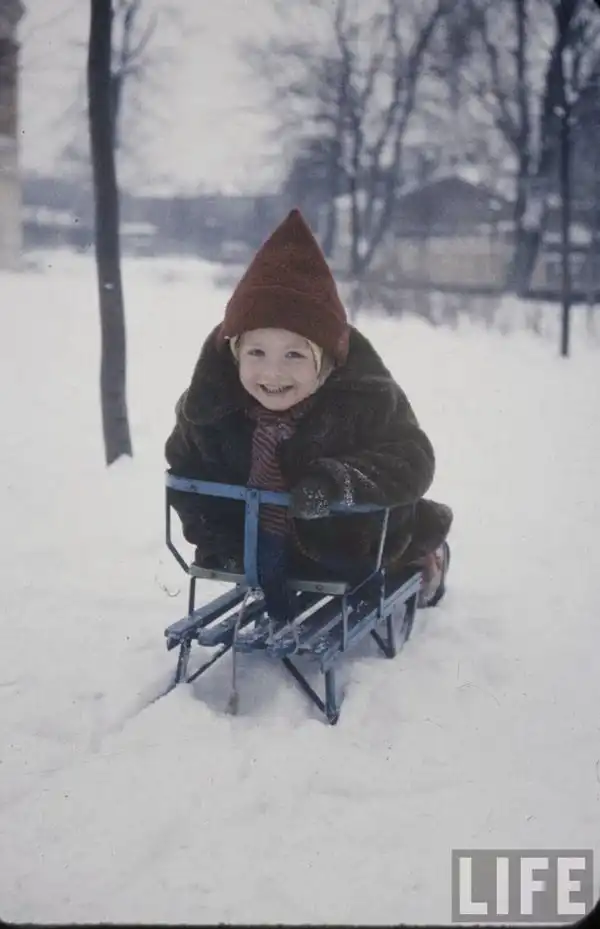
left=416, top=540, right=450, bottom=607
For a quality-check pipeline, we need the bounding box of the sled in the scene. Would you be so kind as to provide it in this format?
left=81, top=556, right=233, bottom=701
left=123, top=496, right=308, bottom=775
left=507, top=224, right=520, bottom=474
left=163, top=473, right=422, bottom=725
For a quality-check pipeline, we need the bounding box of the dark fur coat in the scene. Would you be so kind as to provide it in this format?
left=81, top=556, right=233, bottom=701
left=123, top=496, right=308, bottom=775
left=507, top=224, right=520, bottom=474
left=165, top=324, right=453, bottom=573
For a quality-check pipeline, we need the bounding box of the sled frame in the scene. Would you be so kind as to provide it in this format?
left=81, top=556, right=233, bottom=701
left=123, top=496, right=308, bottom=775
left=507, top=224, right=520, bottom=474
left=164, top=473, right=421, bottom=723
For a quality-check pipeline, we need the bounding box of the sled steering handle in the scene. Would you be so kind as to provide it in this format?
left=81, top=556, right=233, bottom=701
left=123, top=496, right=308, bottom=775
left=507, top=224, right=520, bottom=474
left=165, top=473, right=393, bottom=513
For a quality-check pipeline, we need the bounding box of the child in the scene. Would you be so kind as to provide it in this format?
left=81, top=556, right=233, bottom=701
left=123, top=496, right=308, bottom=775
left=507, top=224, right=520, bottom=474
left=165, top=209, right=453, bottom=620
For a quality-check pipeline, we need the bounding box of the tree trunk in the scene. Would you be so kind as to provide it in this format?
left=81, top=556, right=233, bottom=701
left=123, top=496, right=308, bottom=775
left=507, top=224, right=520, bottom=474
left=513, top=0, right=530, bottom=244
left=110, top=69, right=122, bottom=150
left=321, top=136, right=342, bottom=259
left=586, top=148, right=600, bottom=336
left=87, top=0, right=132, bottom=464
left=559, top=60, right=572, bottom=357
left=321, top=198, right=338, bottom=259
left=506, top=0, right=579, bottom=295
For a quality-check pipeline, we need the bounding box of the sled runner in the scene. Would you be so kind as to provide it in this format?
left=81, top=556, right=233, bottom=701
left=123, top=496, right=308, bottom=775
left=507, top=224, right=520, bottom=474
left=163, top=473, right=422, bottom=724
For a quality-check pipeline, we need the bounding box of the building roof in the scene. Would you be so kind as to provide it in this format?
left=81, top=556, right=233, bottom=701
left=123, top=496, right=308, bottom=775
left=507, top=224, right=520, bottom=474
left=394, top=173, right=513, bottom=234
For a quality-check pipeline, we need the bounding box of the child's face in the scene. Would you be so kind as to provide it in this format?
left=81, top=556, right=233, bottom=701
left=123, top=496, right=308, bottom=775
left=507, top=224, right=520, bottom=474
left=237, top=328, right=321, bottom=410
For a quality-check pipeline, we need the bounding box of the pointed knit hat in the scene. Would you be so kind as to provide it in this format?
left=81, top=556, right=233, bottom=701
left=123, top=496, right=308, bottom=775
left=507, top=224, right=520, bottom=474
left=217, top=208, right=350, bottom=364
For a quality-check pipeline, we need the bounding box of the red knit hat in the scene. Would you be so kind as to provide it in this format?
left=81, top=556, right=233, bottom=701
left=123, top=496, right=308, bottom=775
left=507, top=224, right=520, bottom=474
left=217, top=208, right=350, bottom=364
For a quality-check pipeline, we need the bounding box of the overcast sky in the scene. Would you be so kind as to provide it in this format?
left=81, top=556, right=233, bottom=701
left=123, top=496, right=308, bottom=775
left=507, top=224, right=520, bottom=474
left=19, top=0, right=287, bottom=194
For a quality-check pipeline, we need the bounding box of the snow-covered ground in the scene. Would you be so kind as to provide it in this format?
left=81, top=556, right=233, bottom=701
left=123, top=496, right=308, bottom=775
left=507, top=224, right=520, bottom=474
left=1, top=251, right=599, bottom=924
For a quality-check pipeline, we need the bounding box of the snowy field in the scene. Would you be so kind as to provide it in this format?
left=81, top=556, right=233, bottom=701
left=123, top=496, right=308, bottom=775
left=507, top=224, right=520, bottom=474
left=1, top=251, right=599, bottom=924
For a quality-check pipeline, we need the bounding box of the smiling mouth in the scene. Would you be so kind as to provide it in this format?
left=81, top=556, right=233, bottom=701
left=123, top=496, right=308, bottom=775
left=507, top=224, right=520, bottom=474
left=259, top=385, right=293, bottom=395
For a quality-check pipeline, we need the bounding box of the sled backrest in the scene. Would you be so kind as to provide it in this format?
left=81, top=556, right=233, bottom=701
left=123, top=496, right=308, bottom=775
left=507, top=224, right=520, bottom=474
left=165, top=472, right=399, bottom=591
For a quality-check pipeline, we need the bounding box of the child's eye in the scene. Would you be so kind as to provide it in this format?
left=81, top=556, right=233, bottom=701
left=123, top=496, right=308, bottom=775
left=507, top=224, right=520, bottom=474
left=286, top=351, right=308, bottom=360
left=246, top=348, right=265, bottom=357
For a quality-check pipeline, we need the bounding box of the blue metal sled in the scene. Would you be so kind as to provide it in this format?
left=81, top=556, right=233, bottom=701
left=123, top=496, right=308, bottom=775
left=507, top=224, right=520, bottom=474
left=163, top=473, right=422, bottom=724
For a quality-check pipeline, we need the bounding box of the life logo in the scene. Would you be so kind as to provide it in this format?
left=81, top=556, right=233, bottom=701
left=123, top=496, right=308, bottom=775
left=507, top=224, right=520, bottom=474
left=451, top=849, right=596, bottom=923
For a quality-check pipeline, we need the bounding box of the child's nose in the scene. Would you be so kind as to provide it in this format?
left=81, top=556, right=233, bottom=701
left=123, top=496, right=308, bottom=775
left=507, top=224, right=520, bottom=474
left=264, top=358, right=285, bottom=377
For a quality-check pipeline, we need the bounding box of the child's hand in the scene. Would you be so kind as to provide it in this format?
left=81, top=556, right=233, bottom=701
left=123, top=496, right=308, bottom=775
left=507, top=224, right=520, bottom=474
left=290, top=475, right=333, bottom=519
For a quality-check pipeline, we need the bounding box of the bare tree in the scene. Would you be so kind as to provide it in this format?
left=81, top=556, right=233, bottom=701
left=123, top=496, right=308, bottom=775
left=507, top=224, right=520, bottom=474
left=246, top=0, right=452, bottom=303
left=109, top=0, right=151, bottom=148
left=280, top=136, right=345, bottom=256
left=505, top=0, right=581, bottom=293
left=64, top=0, right=181, bottom=184
left=426, top=0, right=544, bottom=238
left=470, top=0, right=533, bottom=239
left=431, top=0, right=600, bottom=297
left=109, top=0, right=184, bottom=179
left=88, top=0, right=132, bottom=465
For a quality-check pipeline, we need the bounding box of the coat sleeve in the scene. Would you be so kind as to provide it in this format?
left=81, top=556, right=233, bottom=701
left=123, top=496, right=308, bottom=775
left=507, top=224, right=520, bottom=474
left=164, top=393, right=244, bottom=561
left=304, top=385, right=436, bottom=509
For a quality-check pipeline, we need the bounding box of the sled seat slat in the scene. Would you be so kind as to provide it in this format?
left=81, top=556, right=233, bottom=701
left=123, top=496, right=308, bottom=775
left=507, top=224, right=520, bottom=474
left=235, top=592, right=341, bottom=655
left=238, top=587, right=370, bottom=658
left=197, top=590, right=321, bottom=648
left=235, top=567, right=421, bottom=661
left=164, top=587, right=247, bottom=648
left=313, top=589, right=408, bottom=669
left=295, top=569, right=421, bottom=667
left=310, top=609, right=379, bottom=667
left=195, top=598, right=264, bottom=647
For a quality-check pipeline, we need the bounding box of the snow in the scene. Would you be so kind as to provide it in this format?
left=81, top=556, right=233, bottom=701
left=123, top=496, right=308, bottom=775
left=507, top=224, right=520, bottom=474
left=1, top=251, right=600, bottom=924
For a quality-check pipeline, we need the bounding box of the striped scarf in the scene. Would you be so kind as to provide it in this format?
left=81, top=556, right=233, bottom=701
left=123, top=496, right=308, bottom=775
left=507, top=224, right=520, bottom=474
left=247, top=400, right=310, bottom=535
